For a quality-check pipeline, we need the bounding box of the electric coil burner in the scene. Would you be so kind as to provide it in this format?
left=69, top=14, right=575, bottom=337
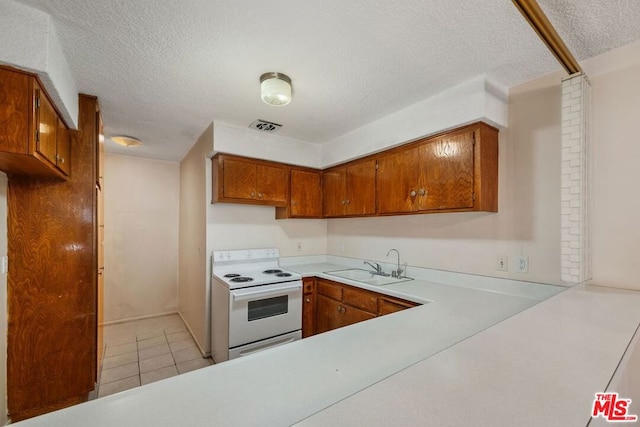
left=211, top=248, right=302, bottom=363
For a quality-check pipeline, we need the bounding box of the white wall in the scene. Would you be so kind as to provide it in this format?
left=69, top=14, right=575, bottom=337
left=104, top=154, right=180, bottom=322
left=0, top=0, right=78, bottom=128
left=321, top=75, right=509, bottom=167
left=587, top=42, right=640, bottom=290
left=213, top=121, right=321, bottom=168
left=178, top=124, right=213, bottom=354
left=0, top=173, right=7, bottom=425
left=326, top=73, right=563, bottom=285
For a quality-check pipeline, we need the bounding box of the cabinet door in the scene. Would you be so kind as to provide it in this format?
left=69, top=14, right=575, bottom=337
left=421, top=131, right=475, bottom=210
left=290, top=169, right=322, bottom=217
left=377, top=146, right=422, bottom=214
left=222, top=157, right=256, bottom=200
left=0, top=68, right=30, bottom=154
left=315, top=294, right=343, bottom=334
left=56, top=119, right=70, bottom=175
left=35, top=84, right=58, bottom=167
left=378, top=296, right=417, bottom=315
left=322, top=168, right=346, bottom=217
left=345, top=159, right=376, bottom=215
left=256, top=163, right=287, bottom=205
left=302, top=293, right=315, bottom=338
left=340, top=304, right=376, bottom=328
left=343, top=287, right=377, bottom=314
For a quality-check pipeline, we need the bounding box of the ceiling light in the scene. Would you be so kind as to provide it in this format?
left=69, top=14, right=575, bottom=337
left=260, top=72, right=292, bottom=106
left=110, top=136, right=143, bottom=147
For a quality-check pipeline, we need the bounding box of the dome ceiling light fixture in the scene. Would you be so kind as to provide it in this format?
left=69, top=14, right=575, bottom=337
left=260, top=72, right=292, bottom=106
left=110, top=135, right=143, bottom=147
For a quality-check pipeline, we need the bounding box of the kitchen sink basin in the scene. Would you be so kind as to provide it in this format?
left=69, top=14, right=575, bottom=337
left=326, top=269, right=413, bottom=286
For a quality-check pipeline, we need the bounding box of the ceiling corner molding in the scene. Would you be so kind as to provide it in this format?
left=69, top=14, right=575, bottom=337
left=512, top=0, right=582, bottom=74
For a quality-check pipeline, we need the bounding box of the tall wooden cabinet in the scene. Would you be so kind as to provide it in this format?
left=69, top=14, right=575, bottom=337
left=6, top=94, right=101, bottom=421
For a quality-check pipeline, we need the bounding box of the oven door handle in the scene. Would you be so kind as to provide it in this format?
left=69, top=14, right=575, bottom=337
left=232, top=283, right=301, bottom=302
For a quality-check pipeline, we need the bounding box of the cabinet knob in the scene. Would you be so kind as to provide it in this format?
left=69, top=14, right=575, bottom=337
left=345, top=199, right=350, bottom=205
left=292, top=201, right=296, bottom=205
left=418, top=188, right=426, bottom=196
left=258, top=193, right=263, bottom=198
left=250, top=192, right=256, bottom=197
left=305, top=297, right=310, bottom=303
left=410, top=190, right=417, bottom=197
left=59, top=157, right=65, bottom=164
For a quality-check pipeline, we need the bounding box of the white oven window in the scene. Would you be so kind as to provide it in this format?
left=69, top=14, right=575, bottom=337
left=247, top=295, right=289, bottom=321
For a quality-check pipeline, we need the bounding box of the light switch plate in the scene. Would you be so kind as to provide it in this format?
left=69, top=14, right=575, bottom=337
left=496, top=255, right=508, bottom=272
left=1, top=256, right=7, bottom=274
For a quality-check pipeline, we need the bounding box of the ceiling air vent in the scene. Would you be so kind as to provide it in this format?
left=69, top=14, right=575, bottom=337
left=249, top=119, right=282, bottom=133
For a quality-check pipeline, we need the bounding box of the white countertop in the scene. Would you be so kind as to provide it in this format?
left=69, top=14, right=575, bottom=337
left=14, top=261, right=639, bottom=427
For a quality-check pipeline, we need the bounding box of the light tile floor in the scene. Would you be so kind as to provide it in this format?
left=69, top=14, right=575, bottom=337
left=97, top=314, right=213, bottom=398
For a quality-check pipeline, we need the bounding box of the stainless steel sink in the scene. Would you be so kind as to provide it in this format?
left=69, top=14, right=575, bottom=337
left=325, top=268, right=413, bottom=286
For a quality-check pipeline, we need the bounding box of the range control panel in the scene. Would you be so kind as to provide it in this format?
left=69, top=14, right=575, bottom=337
left=212, top=248, right=280, bottom=263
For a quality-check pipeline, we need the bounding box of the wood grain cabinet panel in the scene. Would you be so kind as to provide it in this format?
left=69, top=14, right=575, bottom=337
left=322, top=159, right=376, bottom=218
left=7, top=94, right=99, bottom=421
left=212, top=154, right=288, bottom=207
left=0, top=66, right=71, bottom=179
left=377, top=145, right=422, bottom=214
left=276, top=167, right=322, bottom=219
left=377, top=123, right=498, bottom=215
left=302, top=277, right=316, bottom=338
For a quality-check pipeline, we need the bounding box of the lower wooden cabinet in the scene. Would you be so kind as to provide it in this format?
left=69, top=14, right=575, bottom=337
left=302, top=277, right=316, bottom=338
left=308, top=277, right=419, bottom=337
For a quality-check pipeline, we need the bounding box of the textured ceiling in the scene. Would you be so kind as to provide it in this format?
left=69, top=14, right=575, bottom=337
left=11, top=0, right=640, bottom=161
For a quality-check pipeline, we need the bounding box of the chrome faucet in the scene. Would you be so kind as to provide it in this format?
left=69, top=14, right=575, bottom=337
left=386, top=249, right=403, bottom=278
left=363, top=260, right=387, bottom=276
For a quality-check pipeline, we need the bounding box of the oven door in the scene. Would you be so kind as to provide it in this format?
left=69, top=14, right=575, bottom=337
left=228, top=280, right=302, bottom=348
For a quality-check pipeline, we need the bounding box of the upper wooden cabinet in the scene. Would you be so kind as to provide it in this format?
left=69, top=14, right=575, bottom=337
left=0, top=66, right=71, bottom=179
left=276, top=167, right=322, bottom=219
left=377, top=123, right=497, bottom=214
left=322, top=159, right=376, bottom=217
left=212, top=154, right=288, bottom=207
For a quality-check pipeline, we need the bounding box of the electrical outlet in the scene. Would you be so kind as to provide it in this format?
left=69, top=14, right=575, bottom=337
left=297, top=242, right=302, bottom=252
left=496, top=255, right=508, bottom=272
left=515, top=256, right=529, bottom=273
left=1, top=256, right=6, bottom=274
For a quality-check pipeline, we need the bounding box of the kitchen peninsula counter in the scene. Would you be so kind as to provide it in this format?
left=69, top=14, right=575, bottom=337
left=14, top=260, right=640, bottom=427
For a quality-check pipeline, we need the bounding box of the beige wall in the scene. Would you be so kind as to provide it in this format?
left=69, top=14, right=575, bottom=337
left=104, top=154, right=180, bottom=322
left=0, top=173, right=7, bottom=425
left=326, top=74, right=563, bottom=285
left=589, top=55, right=640, bottom=290
left=207, top=204, right=327, bottom=257
left=178, top=124, right=213, bottom=354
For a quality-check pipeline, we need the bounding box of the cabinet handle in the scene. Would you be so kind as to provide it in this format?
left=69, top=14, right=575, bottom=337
left=410, top=190, right=417, bottom=197
left=418, top=188, right=426, bottom=196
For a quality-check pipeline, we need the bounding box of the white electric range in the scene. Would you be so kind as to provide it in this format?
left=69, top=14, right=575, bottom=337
left=211, top=248, right=302, bottom=362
